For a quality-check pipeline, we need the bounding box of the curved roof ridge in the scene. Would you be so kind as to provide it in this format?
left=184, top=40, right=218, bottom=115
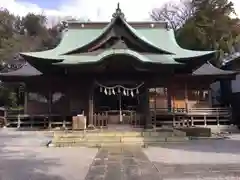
left=54, top=49, right=181, bottom=65
left=63, top=16, right=173, bottom=55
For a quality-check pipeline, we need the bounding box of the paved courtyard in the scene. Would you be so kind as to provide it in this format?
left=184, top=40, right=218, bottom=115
left=1, top=129, right=240, bottom=179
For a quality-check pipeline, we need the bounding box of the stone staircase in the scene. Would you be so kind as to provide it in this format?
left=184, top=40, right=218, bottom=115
left=49, top=127, right=189, bottom=147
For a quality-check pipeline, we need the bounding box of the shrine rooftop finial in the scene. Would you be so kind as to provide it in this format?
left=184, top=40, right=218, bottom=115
left=112, top=2, right=125, bottom=20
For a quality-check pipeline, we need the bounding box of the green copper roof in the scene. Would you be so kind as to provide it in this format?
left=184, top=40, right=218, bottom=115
left=20, top=28, right=103, bottom=60
left=19, top=4, right=215, bottom=64
left=139, top=29, right=215, bottom=59
left=54, top=49, right=182, bottom=65
left=20, top=27, right=214, bottom=60
left=193, top=62, right=237, bottom=76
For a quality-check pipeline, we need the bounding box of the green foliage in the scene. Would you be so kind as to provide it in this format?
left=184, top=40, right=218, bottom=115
left=0, top=9, right=64, bottom=107
left=21, top=13, right=47, bottom=36
left=151, top=0, right=240, bottom=65
left=0, top=86, right=17, bottom=107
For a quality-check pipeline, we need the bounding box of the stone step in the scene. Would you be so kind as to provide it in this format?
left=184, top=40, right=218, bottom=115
left=50, top=128, right=188, bottom=147
left=55, top=131, right=184, bottom=138
left=51, top=136, right=189, bottom=147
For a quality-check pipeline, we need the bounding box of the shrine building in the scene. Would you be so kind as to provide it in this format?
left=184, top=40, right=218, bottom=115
left=0, top=5, right=236, bottom=129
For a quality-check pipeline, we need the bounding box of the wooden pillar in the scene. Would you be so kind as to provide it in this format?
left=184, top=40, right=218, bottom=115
left=208, top=89, right=212, bottom=107
left=167, top=87, right=172, bottom=112
left=153, top=88, right=157, bottom=127
left=172, top=87, right=176, bottom=111
left=24, top=90, right=28, bottom=114
left=88, top=84, right=94, bottom=126
left=144, top=85, right=151, bottom=128
left=184, top=82, right=189, bottom=127
left=184, top=82, right=189, bottom=111
left=48, top=88, right=52, bottom=129
left=169, top=86, right=175, bottom=126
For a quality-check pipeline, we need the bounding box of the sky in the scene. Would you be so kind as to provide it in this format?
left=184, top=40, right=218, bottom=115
left=1, top=0, right=240, bottom=23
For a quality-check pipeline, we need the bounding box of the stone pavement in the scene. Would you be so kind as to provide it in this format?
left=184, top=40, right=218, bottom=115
left=2, top=129, right=240, bottom=179
left=85, top=146, right=160, bottom=180
left=144, top=138, right=240, bottom=179
left=0, top=128, right=98, bottom=180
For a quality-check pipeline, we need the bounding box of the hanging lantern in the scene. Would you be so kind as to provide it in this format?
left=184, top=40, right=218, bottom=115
left=123, top=89, right=126, bottom=96
left=100, top=86, right=103, bottom=92
left=112, top=88, right=115, bottom=95
left=131, top=90, right=134, bottom=97
left=118, top=87, right=121, bottom=93
left=108, top=89, right=112, bottom=95
left=104, top=88, right=108, bottom=95
left=136, top=88, right=139, bottom=94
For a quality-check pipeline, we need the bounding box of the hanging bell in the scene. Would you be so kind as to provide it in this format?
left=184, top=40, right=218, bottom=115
left=118, top=87, right=121, bottom=93
left=136, top=88, right=139, bottom=94
left=112, top=88, right=115, bottom=95
left=109, top=89, right=112, bottom=95
left=104, top=88, right=108, bottom=95
left=131, top=90, right=134, bottom=97
left=100, top=86, right=103, bottom=92
left=123, top=89, right=126, bottom=96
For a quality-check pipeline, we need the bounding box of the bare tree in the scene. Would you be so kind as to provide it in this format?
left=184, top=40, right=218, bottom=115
left=150, top=0, right=194, bottom=31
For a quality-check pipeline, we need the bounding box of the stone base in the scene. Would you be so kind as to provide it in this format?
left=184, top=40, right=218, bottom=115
left=51, top=126, right=189, bottom=147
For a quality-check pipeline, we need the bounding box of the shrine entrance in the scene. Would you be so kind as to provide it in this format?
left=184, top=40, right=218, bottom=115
left=94, top=81, right=143, bottom=125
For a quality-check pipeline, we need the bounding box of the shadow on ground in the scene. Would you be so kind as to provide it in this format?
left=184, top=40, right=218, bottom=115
left=153, top=162, right=240, bottom=179
left=157, top=139, right=240, bottom=154
left=0, top=147, right=66, bottom=180
left=0, top=129, right=64, bottom=180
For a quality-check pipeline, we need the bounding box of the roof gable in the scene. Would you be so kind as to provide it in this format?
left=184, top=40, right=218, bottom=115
left=19, top=3, right=215, bottom=68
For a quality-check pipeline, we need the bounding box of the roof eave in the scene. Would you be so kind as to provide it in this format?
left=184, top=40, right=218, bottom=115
left=53, top=50, right=183, bottom=65
left=192, top=62, right=237, bottom=76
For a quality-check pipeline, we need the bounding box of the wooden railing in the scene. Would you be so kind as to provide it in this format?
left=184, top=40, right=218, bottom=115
left=92, top=110, right=142, bottom=128
left=93, top=113, right=108, bottom=127
left=187, top=108, right=231, bottom=126
left=150, top=107, right=231, bottom=127
left=5, top=107, right=231, bottom=129
left=6, top=110, right=72, bottom=129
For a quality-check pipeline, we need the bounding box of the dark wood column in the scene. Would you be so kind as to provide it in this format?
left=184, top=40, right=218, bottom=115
left=48, top=86, right=53, bottom=129
left=184, top=82, right=189, bottom=111
left=24, top=88, right=28, bottom=114
left=88, top=83, right=94, bottom=126
left=143, top=84, right=151, bottom=128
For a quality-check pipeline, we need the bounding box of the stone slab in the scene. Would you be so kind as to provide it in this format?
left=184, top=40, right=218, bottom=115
left=84, top=146, right=161, bottom=180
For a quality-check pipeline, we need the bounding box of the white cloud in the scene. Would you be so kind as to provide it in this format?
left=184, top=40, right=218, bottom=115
left=1, top=0, right=240, bottom=22
left=0, top=0, right=178, bottom=21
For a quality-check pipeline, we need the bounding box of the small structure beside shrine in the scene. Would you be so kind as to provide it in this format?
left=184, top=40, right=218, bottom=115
left=0, top=4, right=237, bottom=130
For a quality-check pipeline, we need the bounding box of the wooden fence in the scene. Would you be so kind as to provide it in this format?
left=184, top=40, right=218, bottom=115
left=150, top=107, right=231, bottom=127
left=3, top=107, right=232, bottom=129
